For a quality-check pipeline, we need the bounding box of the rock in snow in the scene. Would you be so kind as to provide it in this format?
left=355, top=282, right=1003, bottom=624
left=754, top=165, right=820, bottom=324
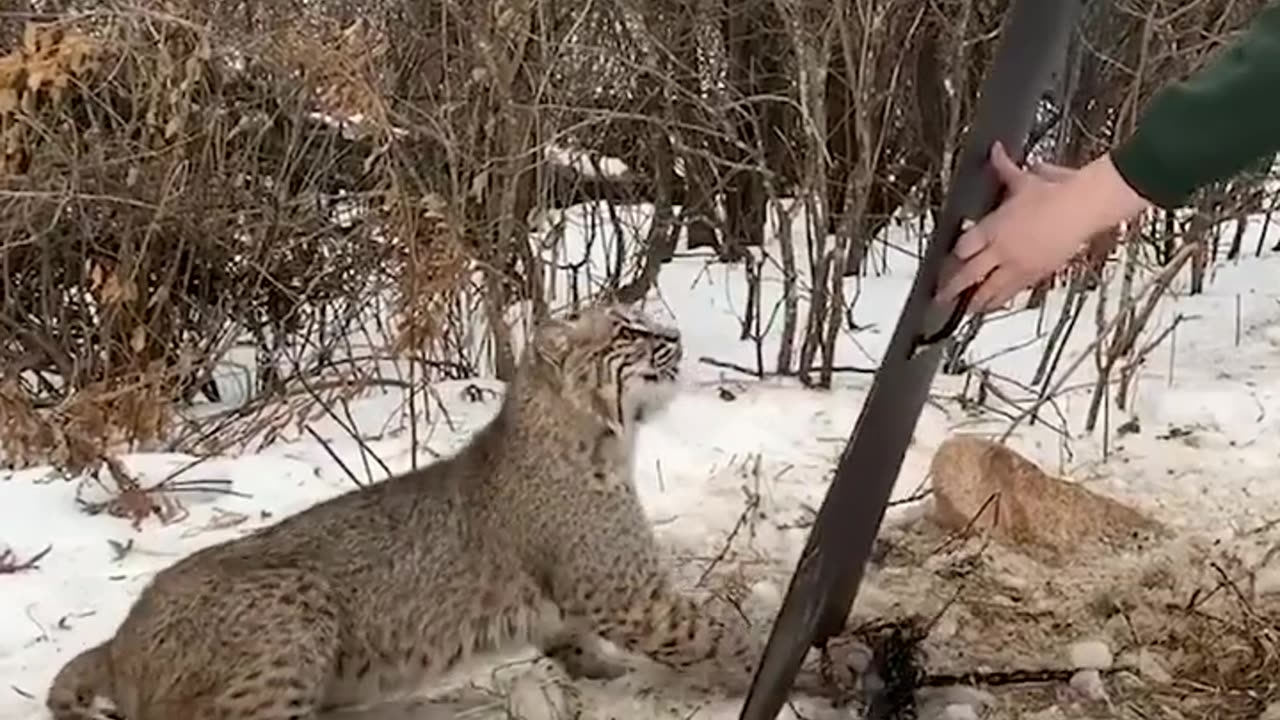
left=928, top=436, right=1164, bottom=563
left=1069, top=669, right=1109, bottom=702
left=1067, top=639, right=1114, bottom=670
left=941, top=704, right=980, bottom=720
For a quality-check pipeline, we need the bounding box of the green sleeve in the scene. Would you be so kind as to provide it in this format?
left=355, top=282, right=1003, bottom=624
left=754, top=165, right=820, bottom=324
left=1110, top=2, right=1280, bottom=209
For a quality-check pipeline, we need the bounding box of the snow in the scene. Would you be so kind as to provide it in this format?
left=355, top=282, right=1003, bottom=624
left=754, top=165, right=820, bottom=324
left=3, top=201, right=1280, bottom=719
left=543, top=144, right=632, bottom=178
left=1065, top=639, right=1113, bottom=670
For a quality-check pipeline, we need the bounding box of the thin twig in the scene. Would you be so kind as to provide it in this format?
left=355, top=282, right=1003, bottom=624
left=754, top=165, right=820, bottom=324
left=699, top=355, right=876, bottom=378
left=0, top=545, right=53, bottom=574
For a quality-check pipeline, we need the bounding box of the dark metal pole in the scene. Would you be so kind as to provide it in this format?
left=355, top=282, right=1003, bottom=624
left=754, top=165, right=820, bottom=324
left=737, top=2, right=1086, bottom=718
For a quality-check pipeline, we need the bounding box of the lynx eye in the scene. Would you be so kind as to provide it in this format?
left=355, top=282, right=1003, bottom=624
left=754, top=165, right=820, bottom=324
left=617, top=326, right=644, bottom=341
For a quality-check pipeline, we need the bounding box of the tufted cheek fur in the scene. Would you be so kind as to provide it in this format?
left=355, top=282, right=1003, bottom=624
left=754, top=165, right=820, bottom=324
left=621, top=372, right=678, bottom=423
left=547, top=346, right=616, bottom=427
left=611, top=351, right=677, bottom=424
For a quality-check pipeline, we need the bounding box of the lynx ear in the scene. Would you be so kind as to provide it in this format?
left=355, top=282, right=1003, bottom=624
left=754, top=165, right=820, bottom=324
left=530, top=317, right=573, bottom=367
left=600, top=298, right=648, bottom=324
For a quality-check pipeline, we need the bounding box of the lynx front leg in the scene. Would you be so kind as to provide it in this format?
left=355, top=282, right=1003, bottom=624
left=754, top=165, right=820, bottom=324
left=546, top=493, right=765, bottom=692
left=547, top=489, right=863, bottom=698
left=535, top=617, right=629, bottom=680
left=581, top=578, right=763, bottom=692
left=562, top=571, right=870, bottom=699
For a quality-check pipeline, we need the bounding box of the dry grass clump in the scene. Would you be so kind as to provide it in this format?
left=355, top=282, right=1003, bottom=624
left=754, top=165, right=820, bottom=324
left=854, top=495, right=1280, bottom=720
left=0, top=7, right=472, bottom=473
left=1137, top=551, right=1280, bottom=719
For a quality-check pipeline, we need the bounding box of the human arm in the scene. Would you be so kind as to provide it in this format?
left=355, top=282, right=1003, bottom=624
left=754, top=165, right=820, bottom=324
left=1112, top=1, right=1280, bottom=208
left=937, top=2, right=1280, bottom=310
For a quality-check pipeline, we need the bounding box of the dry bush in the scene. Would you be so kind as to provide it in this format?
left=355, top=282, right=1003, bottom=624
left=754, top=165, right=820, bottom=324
left=3, top=0, right=1278, bottom=475
left=0, top=7, right=471, bottom=472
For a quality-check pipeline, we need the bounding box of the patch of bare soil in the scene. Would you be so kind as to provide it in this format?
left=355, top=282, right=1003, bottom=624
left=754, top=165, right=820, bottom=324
left=842, top=436, right=1280, bottom=720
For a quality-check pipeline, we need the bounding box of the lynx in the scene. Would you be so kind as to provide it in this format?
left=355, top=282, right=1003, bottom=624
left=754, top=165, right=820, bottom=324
left=47, top=302, right=858, bottom=720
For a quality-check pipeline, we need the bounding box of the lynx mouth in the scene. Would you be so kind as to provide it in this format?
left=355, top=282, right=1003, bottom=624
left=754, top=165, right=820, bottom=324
left=642, top=367, right=679, bottom=383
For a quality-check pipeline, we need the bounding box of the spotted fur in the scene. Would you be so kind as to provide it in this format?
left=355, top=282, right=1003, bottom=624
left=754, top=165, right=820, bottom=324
left=47, top=302, right=852, bottom=720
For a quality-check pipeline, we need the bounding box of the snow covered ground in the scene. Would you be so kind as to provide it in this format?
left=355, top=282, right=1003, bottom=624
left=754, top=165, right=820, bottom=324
left=2, top=203, right=1279, bottom=719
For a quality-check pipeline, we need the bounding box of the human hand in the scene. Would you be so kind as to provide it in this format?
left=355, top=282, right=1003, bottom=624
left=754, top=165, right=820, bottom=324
left=934, top=141, right=1150, bottom=312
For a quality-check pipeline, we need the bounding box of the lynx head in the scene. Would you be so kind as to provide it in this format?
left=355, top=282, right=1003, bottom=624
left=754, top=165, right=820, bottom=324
left=524, top=302, right=683, bottom=429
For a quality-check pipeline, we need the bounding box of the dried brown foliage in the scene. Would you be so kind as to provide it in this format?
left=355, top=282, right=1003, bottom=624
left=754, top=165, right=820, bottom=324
left=0, top=7, right=471, bottom=471
left=1161, top=587, right=1279, bottom=718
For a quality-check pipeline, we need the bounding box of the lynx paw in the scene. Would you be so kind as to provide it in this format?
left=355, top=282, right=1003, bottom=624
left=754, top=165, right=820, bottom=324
left=544, top=638, right=628, bottom=680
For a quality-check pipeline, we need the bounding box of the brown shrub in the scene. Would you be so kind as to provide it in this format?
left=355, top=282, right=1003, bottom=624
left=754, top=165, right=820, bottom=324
left=0, top=8, right=469, bottom=470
